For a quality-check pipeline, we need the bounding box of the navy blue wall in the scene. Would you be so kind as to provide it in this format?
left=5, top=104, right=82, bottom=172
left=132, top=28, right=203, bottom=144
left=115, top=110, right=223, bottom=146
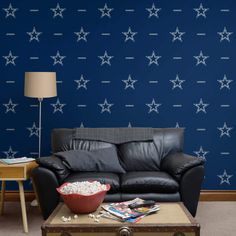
left=0, top=0, right=235, bottom=190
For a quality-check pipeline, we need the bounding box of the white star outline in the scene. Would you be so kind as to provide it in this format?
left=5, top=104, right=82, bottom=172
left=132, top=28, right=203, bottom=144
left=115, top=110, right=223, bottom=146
left=98, top=51, right=114, bottom=66
left=3, top=146, right=18, bottom=158
left=51, top=50, right=66, bottom=66
left=170, top=27, right=185, bottom=42
left=128, top=122, right=132, bottom=128
left=74, top=27, right=90, bottom=42
left=217, top=170, right=233, bottom=185
left=80, top=122, right=85, bottom=128
left=122, top=75, right=138, bottom=90
left=51, top=3, right=66, bottom=18
left=27, top=26, right=42, bottom=42
left=170, top=74, right=185, bottom=90
left=3, top=98, right=18, bottom=113
left=3, top=3, right=18, bottom=18
left=74, top=75, right=90, bottom=90
left=194, top=98, right=209, bottom=114
left=98, top=3, right=113, bottom=18
left=27, top=122, right=39, bottom=137
left=194, top=146, right=209, bottom=160
left=146, top=98, right=162, bottom=114
left=98, top=99, right=114, bottom=114
left=146, top=3, right=161, bottom=18
left=218, top=75, right=233, bottom=90
left=194, top=51, right=209, bottom=66
left=122, top=27, right=138, bottom=42
left=146, top=51, right=161, bottom=66
left=217, top=27, right=233, bottom=42
left=194, top=3, right=209, bottom=18
left=51, top=98, right=66, bottom=114
left=217, top=122, right=233, bottom=138
left=3, top=51, right=18, bottom=66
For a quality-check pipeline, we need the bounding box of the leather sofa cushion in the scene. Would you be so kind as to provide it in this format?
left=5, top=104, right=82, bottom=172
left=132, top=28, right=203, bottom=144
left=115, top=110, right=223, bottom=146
left=121, top=171, right=179, bottom=193
left=36, top=156, right=70, bottom=183
left=72, top=139, right=114, bottom=151
left=118, top=141, right=160, bottom=171
left=63, top=172, right=120, bottom=193
left=55, top=147, right=125, bottom=174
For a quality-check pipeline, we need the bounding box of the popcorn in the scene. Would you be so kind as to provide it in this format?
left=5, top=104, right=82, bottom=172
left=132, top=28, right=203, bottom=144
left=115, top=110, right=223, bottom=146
left=60, top=181, right=107, bottom=195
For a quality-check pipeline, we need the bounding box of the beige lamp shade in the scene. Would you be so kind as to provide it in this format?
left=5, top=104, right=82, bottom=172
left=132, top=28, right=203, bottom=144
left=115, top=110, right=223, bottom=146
left=24, top=72, right=57, bottom=98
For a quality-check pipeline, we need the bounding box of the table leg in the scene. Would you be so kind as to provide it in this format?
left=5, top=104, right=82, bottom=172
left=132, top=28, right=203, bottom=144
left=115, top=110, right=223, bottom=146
left=0, top=181, right=6, bottom=215
left=18, top=181, right=28, bottom=233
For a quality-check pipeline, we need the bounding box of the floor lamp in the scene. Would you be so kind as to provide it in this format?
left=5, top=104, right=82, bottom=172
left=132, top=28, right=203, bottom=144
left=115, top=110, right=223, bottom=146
left=24, top=72, right=57, bottom=158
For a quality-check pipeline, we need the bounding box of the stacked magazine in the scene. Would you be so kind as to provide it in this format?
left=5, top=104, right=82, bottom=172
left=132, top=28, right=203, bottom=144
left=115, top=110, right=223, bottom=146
left=102, top=198, right=160, bottom=223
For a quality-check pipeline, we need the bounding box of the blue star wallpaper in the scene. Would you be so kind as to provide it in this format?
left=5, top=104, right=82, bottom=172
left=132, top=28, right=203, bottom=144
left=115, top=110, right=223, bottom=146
left=0, top=0, right=235, bottom=190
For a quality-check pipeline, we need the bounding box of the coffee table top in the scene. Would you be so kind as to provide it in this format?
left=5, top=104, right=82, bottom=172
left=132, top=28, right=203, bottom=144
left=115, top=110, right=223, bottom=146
left=44, top=202, right=198, bottom=226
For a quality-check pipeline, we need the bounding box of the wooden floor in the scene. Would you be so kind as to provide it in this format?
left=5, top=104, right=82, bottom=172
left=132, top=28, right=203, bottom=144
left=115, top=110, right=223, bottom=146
left=0, top=202, right=235, bottom=236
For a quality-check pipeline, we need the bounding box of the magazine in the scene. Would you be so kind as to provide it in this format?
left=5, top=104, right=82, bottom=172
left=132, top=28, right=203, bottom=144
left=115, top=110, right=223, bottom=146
left=0, top=157, right=35, bottom=165
left=102, top=198, right=160, bottom=222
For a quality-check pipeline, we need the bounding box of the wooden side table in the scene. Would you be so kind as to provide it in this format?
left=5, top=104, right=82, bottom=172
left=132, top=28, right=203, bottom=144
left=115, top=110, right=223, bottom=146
left=0, top=161, right=38, bottom=233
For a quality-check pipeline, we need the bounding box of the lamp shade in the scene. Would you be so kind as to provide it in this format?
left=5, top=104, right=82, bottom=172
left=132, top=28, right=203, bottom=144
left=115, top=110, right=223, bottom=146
left=24, top=72, right=57, bottom=98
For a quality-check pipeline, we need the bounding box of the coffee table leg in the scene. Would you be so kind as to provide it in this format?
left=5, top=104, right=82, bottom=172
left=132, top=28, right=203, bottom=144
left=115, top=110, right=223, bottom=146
left=0, top=181, right=6, bottom=215
left=18, top=181, right=28, bottom=233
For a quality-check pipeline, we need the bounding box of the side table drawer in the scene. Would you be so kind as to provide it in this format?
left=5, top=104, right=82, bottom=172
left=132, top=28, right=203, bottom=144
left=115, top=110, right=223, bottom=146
left=0, top=165, right=25, bottom=179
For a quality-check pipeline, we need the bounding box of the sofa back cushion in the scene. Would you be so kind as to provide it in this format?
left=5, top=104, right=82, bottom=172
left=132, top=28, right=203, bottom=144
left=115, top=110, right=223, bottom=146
left=55, top=147, right=125, bottom=173
left=118, top=141, right=161, bottom=171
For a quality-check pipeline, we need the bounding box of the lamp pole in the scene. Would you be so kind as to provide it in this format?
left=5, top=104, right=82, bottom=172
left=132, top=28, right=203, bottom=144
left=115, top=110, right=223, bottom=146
left=38, top=98, right=43, bottom=158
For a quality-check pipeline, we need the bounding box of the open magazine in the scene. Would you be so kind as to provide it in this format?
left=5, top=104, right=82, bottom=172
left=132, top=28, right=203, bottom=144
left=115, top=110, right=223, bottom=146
left=102, top=198, right=160, bottom=223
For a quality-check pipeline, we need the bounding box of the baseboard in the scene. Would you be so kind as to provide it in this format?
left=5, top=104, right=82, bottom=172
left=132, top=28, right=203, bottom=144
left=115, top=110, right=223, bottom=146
left=2, top=190, right=236, bottom=202
left=199, top=190, right=236, bottom=201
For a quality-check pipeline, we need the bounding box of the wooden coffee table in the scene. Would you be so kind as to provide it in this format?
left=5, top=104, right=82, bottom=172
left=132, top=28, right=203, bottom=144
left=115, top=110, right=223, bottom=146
left=42, top=202, right=200, bottom=236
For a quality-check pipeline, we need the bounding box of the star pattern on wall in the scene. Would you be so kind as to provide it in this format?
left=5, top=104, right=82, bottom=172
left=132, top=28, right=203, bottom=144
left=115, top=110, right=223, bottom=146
left=3, top=51, right=18, bottom=66
left=3, top=3, right=18, bottom=18
left=98, top=3, right=113, bottom=18
left=217, top=27, right=233, bottom=42
left=98, top=99, right=114, bottom=113
left=51, top=50, right=66, bottom=66
left=146, top=51, right=161, bottom=66
left=51, top=3, right=66, bottom=18
left=146, top=98, right=162, bottom=114
left=122, top=75, right=137, bottom=90
left=51, top=98, right=66, bottom=113
left=194, top=146, right=209, bottom=159
left=194, top=98, right=209, bottom=114
left=218, top=75, right=233, bottom=90
left=27, top=122, right=39, bottom=137
left=27, top=26, right=42, bottom=42
left=98, top=51, right=114, bottom=66
left=146, top=3, right=161, bottom=18
left=217, top=122, right=233, bottom=138
left=217, top=170, right=233, bottom=185
left=194, top=50, right=209, bottom=66
left=170, top=27, right=185, bottom=42
left=194, top=3, right=209, bottom=18
left=74, top=27, right=90, bottom=42
left=74, top=75, right=90, bottom=90
left=3, top=98, right=18, bottom=113
left=122, top=27, right=138, bottom=42
left=3, top=146, right=18, bottom=158
left=170, top=74, right=185, bottom=90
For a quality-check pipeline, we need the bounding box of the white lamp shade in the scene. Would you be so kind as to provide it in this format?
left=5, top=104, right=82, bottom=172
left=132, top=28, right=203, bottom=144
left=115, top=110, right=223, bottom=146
left=24, top=72, right=57, bottom=98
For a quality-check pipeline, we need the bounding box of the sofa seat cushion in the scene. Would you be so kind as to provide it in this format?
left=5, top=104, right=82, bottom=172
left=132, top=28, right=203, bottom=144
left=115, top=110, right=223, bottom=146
left=63, top=172, right=120, bottom=193
left=121, top=171, right=179, bottom=193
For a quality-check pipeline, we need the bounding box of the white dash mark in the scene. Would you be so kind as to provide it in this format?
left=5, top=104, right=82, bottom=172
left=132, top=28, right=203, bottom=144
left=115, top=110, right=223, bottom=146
left=77, top=9, right=87, bottom=12
left=149, top=81, right=158, bottom=84
left=125, top=57, right=135, bottom=60
left=196, top=128, right=206, bottom=131
left=30, top=105, right=38, bottom=108
left=125, top=9, right=135, bottom=12
left=221, top=57, right=230, bottom=60
left=173, top=105, right=182, bottom=107
left=221, top=152, right=230, bottom=155
left=173, top=57, right=182, bottom=60
left=56, top=81, right=63, bottom=84
left=101, top=33, right=111, bottom=36
left=78, top=57, right=87, bottom=60
left=220, top=9, right=230, bottom=12
left=30, top=152, right=38, bottom=155
left=149, top=33, right=158, bottom=36
left=101, top=81, right=111, bottom=84
left=6, top=128, right=15, bottom=131
left=173, top=9, right=182, bottom=12
left=30, top=9, right=39, bottom=12
left=6, top=81, right=15, bottom=84
left=125, top=105, right=134, bottom=107
left=30, top=57, right=39, bottom=60
left=54, top=33, right=63, bottom=36
left=197, top=81, right=206, bottom=84
left=77, top=105, right=87, bottom=107
left=196, top=33, right=206, bottom=36
left=6, top=33, right=15, bottom=36
left=221, top=105, right=230, bottom=107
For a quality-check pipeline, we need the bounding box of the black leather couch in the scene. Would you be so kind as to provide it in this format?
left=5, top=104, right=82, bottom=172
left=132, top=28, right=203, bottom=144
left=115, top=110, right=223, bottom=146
left=32, top=128, right=205, bottom=219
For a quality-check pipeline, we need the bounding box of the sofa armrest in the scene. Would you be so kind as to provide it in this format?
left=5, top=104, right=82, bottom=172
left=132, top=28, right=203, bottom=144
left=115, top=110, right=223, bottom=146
left=161, top=152, right=205, bottom=181
left=32, top=167, right=60, bottom=219
left=36, top=155, right=70, bottom=183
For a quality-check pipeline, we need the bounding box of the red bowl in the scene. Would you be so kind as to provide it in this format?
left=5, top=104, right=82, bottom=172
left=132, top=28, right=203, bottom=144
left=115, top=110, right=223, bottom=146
left=56, top=182, right=110, bottom=214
